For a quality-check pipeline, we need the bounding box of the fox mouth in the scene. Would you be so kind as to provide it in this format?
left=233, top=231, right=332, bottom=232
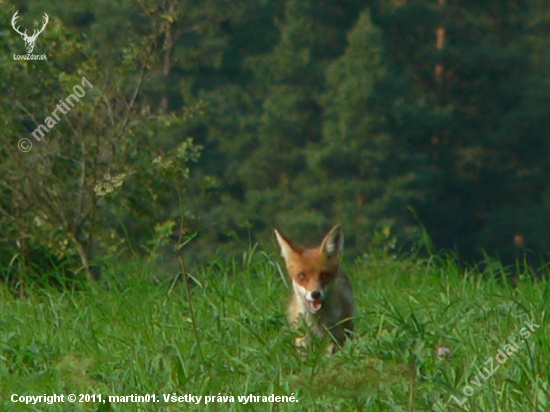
left=306, top=299, right=323, bottom=313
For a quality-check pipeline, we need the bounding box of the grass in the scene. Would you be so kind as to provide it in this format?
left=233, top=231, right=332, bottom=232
left=1, top=248, right=549, bottom=411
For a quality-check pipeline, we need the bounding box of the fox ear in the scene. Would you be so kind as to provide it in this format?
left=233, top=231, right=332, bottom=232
left=274, top=229, right=299, bottom=260
left=321, top=225, right=343, bottom=258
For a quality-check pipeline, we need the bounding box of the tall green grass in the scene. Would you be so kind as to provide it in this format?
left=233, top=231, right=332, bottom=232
left=1, top=249, right=549, bottom=411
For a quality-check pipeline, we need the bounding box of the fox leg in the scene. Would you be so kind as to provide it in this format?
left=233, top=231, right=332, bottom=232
left=325, top=341, right=337, bottom=356
left=294, top=335, right=310, bottom=360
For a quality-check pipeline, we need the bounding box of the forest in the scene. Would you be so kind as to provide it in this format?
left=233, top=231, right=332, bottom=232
left=3, top=2, right=550, bottom=410
left=2, top=0, right=550, bottom=281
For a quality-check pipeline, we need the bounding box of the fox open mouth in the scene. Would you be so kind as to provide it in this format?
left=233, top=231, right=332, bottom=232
left=306, top=299, right=323, bottom=313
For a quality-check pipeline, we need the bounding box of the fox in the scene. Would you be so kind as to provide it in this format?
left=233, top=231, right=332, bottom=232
left=274, top=225, right=354, bottom=355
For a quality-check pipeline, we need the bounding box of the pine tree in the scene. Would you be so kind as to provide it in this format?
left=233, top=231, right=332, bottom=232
left=186, top=0, right=362, bottom=255
left=308, top=9, right=430, bottom=251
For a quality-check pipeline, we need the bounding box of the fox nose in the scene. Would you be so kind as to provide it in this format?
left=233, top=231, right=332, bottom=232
left=311, top=291, right=321, bottom=301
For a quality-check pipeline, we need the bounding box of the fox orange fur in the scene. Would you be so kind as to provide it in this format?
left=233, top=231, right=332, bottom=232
left=274, top=225, right=354, bottom=354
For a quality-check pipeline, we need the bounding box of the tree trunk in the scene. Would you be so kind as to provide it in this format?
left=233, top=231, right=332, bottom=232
left=16, top=236, right=29, bottom=299
left=74, top=235, right=99, bottom=283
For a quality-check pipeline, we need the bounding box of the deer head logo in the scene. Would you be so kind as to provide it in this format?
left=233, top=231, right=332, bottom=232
left=11, top=11, right=49, bottom=54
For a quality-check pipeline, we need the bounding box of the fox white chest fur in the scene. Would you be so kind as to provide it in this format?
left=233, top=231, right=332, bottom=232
left=274, top=225, right=355, bottom=353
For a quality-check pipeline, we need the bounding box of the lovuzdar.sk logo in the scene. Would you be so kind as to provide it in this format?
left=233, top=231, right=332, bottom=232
left=11, top=10, right=49, bottom=61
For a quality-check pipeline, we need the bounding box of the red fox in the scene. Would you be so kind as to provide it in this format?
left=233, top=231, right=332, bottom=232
left=274, top=225, right=354, bottom=354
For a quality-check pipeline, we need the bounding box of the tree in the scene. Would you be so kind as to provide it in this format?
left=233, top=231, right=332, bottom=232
left=0, top=2, right=205, bottom=284
left=183, top=0, right=364, bottom=257
left=307, top=9, right=430, bottom=252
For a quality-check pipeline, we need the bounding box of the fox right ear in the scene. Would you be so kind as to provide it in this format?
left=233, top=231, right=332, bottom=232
left=321, top=225, right=344, bottom=259
left=274, top=229, right=298, bottom=260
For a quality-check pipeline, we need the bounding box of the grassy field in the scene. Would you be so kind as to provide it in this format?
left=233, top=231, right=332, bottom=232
left=1, top=248, right=549, bottom=411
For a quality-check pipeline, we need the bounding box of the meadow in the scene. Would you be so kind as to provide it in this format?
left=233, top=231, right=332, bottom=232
left=1, top=247, right=549, bottom=411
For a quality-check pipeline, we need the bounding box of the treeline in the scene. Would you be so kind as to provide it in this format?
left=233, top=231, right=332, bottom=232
left=2, top=0, right=550, bottom=281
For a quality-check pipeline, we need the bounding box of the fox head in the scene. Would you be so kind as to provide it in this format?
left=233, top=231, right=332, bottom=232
left=274, top=225, right=343, bottom=314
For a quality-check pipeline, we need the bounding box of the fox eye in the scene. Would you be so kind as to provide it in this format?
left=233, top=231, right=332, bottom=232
left=321, top=271, right=330, bottom=280
left=298, top=272, right=306, bottom=281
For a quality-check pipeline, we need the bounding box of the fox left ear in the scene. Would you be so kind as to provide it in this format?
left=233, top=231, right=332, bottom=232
left=274, top=229, right=300, bottom=261
left=321, top=225, right=343, bottom=258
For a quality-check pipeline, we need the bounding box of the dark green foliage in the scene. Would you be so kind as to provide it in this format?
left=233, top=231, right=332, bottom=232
left=2, top=0, right=550, bottom=274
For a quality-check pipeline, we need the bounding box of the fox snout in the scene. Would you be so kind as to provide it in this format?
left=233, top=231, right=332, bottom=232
left=297, top=286, right=326, bottom=313
left=305, top=289, right=324, bottom=313
left=310, top=290, right=322, bottom=301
